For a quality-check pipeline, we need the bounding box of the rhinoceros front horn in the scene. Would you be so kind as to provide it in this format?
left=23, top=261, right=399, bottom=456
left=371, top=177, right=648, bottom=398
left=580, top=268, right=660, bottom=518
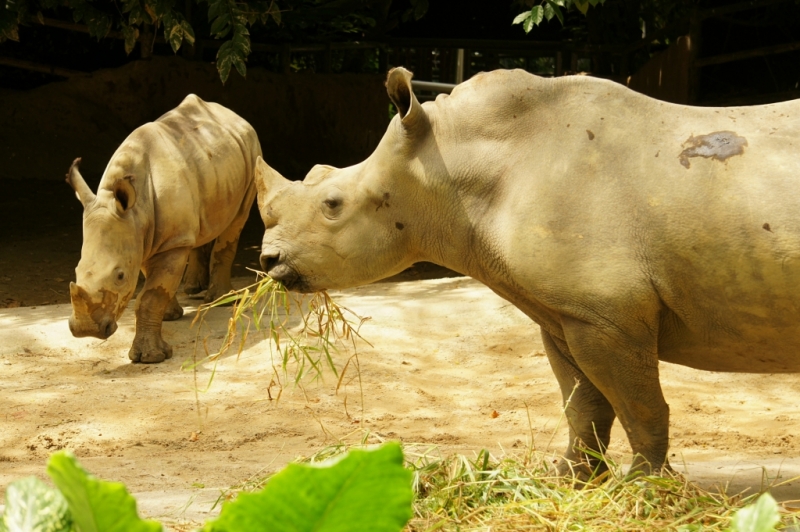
left=65, top=158, right=96, bottom=207
left=254, top=157, right=290, bottom=211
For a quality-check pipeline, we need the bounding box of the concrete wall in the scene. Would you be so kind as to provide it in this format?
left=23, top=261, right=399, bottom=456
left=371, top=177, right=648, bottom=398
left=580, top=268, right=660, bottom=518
left=0, top=56, right=389, bottom=182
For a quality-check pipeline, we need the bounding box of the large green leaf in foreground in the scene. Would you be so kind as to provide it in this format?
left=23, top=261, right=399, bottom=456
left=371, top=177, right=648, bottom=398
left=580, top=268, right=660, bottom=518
left=730, top=492, right=780, bottom=532
left=1, top=476, right=72, bottom=532
left=46, top=451, right=161, bottom=532
left=207, top=442, right=413, bottom=532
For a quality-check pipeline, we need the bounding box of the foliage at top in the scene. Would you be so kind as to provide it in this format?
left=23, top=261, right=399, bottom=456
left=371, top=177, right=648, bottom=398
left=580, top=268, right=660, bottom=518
left=513, top=0, right=699, bottom=51
left=0, top=0, right=427, bottom=82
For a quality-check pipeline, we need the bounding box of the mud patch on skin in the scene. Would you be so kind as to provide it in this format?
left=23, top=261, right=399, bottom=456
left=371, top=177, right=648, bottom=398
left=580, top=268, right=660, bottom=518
left=69, top=284, right=122, bottom=337
left=679, top=131, right=748, bottom=169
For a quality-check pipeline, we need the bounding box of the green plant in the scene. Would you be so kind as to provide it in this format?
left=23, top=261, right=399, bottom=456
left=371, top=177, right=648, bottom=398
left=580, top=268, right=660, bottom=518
left=190, top=272, right=368, bottom=393
left=1, top=476, right=72, bottom=532
left=513, top=0, right=607, bottom=31
left=1, top=443, right=412, bottom=532
left=204, top=442, right=413, bottom=532
left=0, top=0, right=428, bottom=82
left=729, top=492, right=780, bottom=532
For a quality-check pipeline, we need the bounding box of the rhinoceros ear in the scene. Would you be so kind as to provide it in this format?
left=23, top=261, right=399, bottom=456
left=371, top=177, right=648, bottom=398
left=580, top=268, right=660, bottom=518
left=386, top=67, right=422, bottom=126
left=65, top=158, right=96, bottom=207
left=113, top=175, right=136, bottom=214
left=304, top=164, right=336, bottom=185
left=255, top=157, right=291, bottom=211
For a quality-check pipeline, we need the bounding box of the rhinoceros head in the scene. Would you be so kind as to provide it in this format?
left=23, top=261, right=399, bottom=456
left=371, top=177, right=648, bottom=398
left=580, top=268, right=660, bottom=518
left=255, top=68, right=431, bottom=292
left=66, top=158, right=142, bottom=339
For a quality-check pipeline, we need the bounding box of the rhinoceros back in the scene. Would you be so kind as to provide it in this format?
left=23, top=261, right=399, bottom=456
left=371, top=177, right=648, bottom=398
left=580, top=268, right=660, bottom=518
left=109, top=94, right=261, bottom=253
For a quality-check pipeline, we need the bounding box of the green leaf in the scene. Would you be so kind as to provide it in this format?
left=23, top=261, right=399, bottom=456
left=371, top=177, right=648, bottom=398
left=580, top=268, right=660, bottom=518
left=574, top=0, right=589, bottom=14
left=512, top=11, right=530, bottom=25
left=412, top=0, right=428, bottom=21
left=530, top=5, right=544, bottom=24
left=269, top=5, right=281, bottom=25
left=121, top=23, right=139, bottom=55
left=543, top=2, right=555, bottom=21
left=210, top=13, right=230, bottom=36
left=181, top=19, right=195, bottom=46
left=216, top=40, right=236, bottom=83
left=2, top=476, right=72, bottom=532
left=730, top=493, right=780, bottom=532
left=206, top=443, right=413, bottom=532
left=552, top=3, right=564, bottom=24
left=46, top=451, right=162, bottom=532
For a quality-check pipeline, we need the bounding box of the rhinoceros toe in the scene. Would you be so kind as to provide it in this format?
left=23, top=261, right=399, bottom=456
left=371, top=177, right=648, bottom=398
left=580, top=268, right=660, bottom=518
left=128, top=335, right=173, bottom=364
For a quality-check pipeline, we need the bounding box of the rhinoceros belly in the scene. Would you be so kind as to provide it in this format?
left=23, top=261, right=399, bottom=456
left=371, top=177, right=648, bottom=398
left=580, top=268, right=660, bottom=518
left=656, top=293, right=800, bottom=373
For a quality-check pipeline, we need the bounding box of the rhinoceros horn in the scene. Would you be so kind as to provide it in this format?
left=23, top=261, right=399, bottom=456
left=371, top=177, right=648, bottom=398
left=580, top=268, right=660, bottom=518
left=65, top=158, right=96, bottom=207
left=386, top=67, right=423, bottom=126
left=254, top=157, right=291, bottom=211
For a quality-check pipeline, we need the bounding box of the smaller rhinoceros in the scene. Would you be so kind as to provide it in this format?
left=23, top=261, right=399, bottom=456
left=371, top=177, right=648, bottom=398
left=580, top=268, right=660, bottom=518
left=67, top=94, right=261, bottom=363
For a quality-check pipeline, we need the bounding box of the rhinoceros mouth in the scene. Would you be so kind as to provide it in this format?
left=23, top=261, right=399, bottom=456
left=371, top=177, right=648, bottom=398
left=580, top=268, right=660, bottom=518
left=268, top=263, right=316, bottom=292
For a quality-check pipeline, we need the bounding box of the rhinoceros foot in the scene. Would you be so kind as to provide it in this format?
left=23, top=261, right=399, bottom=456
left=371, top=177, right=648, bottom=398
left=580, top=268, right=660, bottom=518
left=128, top=335, right=173, bottom=364
left=183, top=281, right=208, bottom=295
left=555, top=457, right=610, bottom=484
left=203, top=282, right=234, bottom=305
left=163, top=296, right=184, bottom=321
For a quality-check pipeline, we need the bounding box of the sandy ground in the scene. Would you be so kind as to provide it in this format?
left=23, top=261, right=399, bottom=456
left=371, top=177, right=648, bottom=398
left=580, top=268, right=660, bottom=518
left=2, top=275, right=800, bottom=529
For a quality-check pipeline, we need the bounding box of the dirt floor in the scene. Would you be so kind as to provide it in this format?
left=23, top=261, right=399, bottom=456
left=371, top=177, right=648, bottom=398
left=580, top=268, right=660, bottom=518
left=3, top=179, right=800, bottom=529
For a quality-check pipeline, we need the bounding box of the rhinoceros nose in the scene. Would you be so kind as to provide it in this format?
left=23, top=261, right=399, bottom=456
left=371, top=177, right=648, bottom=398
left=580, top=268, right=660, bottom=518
left=260, top=252, right=280, bottom=273
left=97, top=316, right=118, bottom=339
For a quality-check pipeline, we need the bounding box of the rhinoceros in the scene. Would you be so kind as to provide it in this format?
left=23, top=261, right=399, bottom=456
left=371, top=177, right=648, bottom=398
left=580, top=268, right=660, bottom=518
left=253, top=67, right=800, bottom=476
left=67, top=94, right=261, bottom=363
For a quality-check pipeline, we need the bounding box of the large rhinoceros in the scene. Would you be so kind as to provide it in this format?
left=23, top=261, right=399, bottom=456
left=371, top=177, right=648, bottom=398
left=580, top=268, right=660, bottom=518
left=253, top=67, right=800, bottom=476
left=67, top=94, right=260, bottom=363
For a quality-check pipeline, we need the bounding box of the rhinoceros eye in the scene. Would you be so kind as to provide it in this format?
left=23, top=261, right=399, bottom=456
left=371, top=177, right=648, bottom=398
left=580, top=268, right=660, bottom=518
left=322, top=197, right=344, bottom=220
left=115, top=270, right=125, bottom=283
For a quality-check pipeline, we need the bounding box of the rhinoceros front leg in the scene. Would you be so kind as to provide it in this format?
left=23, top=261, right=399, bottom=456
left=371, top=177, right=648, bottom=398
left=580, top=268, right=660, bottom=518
left=542, top=330, right=616, bottom=479
left=557, top=315, right=670, bottom=476
left=205, top=186, right=255, bottom=303
left=129, top=247, right=191, bottom=363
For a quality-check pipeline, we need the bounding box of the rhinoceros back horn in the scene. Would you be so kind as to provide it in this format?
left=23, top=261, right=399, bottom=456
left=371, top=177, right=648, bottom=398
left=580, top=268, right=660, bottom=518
left=65, top=157, right=97, bottom=207
left=386, top=67, right=421, bottom=124
left=254, top=157, right=291, bottom=209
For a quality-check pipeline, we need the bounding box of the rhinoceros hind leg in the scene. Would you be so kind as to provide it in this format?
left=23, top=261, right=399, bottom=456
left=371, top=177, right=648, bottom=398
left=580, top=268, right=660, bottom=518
left=542, top=330, right=616, bottom=481
left=205, top=185, right=255, bottom=304
left=163, top=295, right=184, bottom=321
left=184, top=242, right=213, bottom=294
left=558, top=312, right=670, bottom=476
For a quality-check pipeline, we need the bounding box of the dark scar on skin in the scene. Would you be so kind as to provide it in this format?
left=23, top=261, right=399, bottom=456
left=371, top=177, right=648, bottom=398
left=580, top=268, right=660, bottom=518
left=395, top=222, right=405, bottom=230
left=679, top=131, right=748, bottom=169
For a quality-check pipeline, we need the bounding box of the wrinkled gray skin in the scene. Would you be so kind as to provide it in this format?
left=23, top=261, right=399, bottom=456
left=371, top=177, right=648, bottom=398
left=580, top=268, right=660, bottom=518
left=67, top=94, right=261, bottom=363
left=255, top=67, right=800, bottom=477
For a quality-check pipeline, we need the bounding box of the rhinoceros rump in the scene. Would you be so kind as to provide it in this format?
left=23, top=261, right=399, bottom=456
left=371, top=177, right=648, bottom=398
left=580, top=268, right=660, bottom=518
left=67, top=94, right=261, bottom=363
left=254, top=67, right=800, bottom=476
